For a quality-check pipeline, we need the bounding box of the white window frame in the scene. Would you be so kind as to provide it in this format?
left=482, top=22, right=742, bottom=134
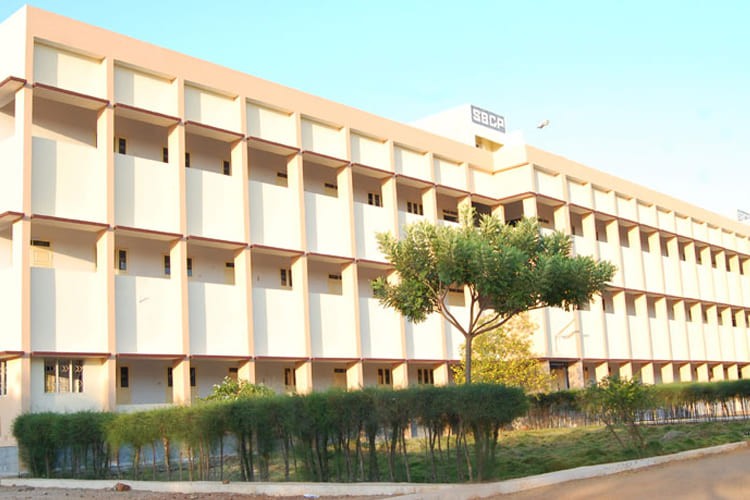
left=44, top=359, right=83, bottom=394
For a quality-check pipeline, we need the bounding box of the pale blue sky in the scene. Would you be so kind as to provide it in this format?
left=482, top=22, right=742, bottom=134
left=3, top=1, right=749, bottom=220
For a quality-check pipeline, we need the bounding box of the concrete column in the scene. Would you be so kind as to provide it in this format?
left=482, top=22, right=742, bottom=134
left=433, top=363, right=450, bottom=386
left=295, top=360, right=313, bottom=394
left=171, top=358, right=191, bottom=405
left=640, top=363, right=656, bottom=384
left=568, top=361, right=585, bottom=389
left=492, top=204, right=506, bottom=224
left=392, top=362, right=408, bottom=389
left=553, top=204, right=571, bottom=233
left=237, top=247, right=254, bottom=360
left=12, top=220, right=31, bottom=413
left=96, top=229, right=116, bottom=410
left=726, top=364, right=739, bottom=380
left=679, top=363, right=693, bottom=382
left=711, top=364, right=725, bottom=381
left=422, top=185, right=438, bottom=223
left=342, top=261, right=362, bottom=362
left=741, top=365, right=750, bottom=379
left=618, top=362, right=633, bottom=380
left=522, top=196, right=538, bottom=218
left=696, top=363, right=710, bottom=382
left=660, top=363, right=676, bottom=384
left=595, top=362, right=610, bottom=382
left=346, top=361, right=364, bottom=390
left=238, top=359, right=256, bottom=384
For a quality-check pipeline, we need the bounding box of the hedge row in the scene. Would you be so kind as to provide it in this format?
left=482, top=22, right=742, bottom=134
left=526, top=378, right=750, bottom=428
left=13, top=384, right=527, bottom=483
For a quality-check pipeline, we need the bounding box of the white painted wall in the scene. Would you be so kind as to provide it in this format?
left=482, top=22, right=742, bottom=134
left=252, top=288, right=306, bottom=357
left=0, top=268, right=21, bottom=351
left=249, top=181, right=300, bottom=249
left=470, top=169, right=495, bottom=199
left=186, top=168, right=244, bottom=242
left=0, top=136, right=21, bottom=214
left=309, top=293, right=356, bottom=358
left=305, top=192, right=351, bottom=256
left=116, top=360, right=172, bottom=405
left=30, top=268, right=106, bottom=352
left=359, top=297, right=402, bottom=359
left=351, top=133, right=388, bottom=168
left=434, top=157, right=465, bottom=190
left=189, top=282, right=249, bottom=356
left=33, top=43, right=105, bottom=98
left=301, top=119, right=345, bottom=159
left=115, top=154, right=180, bottom=233
left=0, top=8, right=26, bottom=79
left=184, top=85, right=239, bottom=132
left=405, top=314, right=443, bottom=360
left=114, top=66, right=176, bottom=116
left=535, top=169, right=564, bottom=200
left=31, top=137, right=105, bottom=223
left=246, top=103, right=295, bottom=146
left=115, top=275, right=182, bottom=354
left=394, top=147, right=429, bottom=180
left=29, top=358, right=107, bottom=413
left=353, top=202, right=389, bottom=261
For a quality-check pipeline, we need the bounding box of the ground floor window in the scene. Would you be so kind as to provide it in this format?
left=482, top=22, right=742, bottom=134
left=417, top=368, right=434, bottom=385
left=0, top=360, right=7, bottom=396
left=44, top=359, right=83, bottom=393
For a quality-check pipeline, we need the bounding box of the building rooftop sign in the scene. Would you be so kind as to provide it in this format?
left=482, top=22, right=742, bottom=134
left=471, top=105, right=506, bottom=133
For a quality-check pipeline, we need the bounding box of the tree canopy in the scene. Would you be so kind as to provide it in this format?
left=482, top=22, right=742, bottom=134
left=452, top=313, right=553, bottom=392
left=373, top=208, right=616, bottom=384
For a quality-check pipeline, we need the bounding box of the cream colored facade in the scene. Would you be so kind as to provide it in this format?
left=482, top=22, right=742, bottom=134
left=1, top=6, right=750, bottom=473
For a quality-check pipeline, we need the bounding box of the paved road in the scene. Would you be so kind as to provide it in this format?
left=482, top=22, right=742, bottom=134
left=498, top=446, right=750, bottom=499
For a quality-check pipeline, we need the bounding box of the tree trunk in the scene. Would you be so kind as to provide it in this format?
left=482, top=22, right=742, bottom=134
left=465, top=335, right=473, bottom=384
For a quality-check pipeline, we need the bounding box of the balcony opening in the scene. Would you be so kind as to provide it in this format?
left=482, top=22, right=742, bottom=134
left=114, top=114, right=170, bottom=164
left=33, top=96, right=97, bottom=148
left=185, top=130, right=234, bottom=175
left=303, top=160, right=339, bottom=197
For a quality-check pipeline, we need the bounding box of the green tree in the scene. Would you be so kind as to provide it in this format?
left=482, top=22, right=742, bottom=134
left=373, top=208, right=615, bottom=384
left=203, top=376, right=275, bottom=401
left=452, top=313, right=553, bottom=392
left=582, top=376, right=655, bottom=452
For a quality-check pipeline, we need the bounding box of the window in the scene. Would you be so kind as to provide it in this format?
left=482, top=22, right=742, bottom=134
left=223, top=160, right=231, bottom=176
left=407, top=201, right=424, bottom=215
left=44, top=359, right=83, bottom=393
left=225, top=262, right=235, bottom=285
left=367, top=192, right=382, bottom=207
left=31, top=239, right=52, bottom=268
left=328, top=273, right=343, bottom=294
left=187, top=258, right=193, bottom=278
left=117, top=137, right=127, bottom=155
left=619, top=225, right=630, bottom=248
left=324, top=182, right=338, bottom=196
left=0, top=360, right=7, bottom=396
left=190, top=367, right=196, bottom=387
left=448, top=286, right=464, bottom=306
left=660, top=237, right=669, bottom=258
left=162, top=147, right=169, bottom=163
left=280, top=268, right=292, bottom=288
left=185, top=152, right=191, bottom=168
left=117, top=249, right=127, bottom=272
left=167, top=367, right=173, bottom=387
left=678, top=241, right=687, bottom=261
left=276, top=171, right=288, bottom=187
left=228, top=367, right=239, bottom=381
left=163, top=255, right=171, bottom=276
left=284, top=367, right=296, bottom=388
left=417, top=368, right=434, bottom=385
left=640, top=232, right=651, bottom=252
left=119, top=366, right=129, bottom=388
left=443, top=209, right=459, bottom=222
left=377, top=368, right=392, bottom=386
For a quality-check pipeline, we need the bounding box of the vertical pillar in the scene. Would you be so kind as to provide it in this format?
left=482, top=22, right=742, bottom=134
left=522, top=196, right=538, bottom=218
left=171, top=358, right=191, bottom=406
left=422, top=185, right=438, bottom=223
left=346, top=361, right=364, bottom=390
left=660, top=363, right=675, bottom=384
left=595, top=362, right=610, bottom=382
left=238, top=359, right=255, bottom=384
left=568, top=361, right=585, bottom=389
left=695, top=363, right=710, bottom=382
left=618, top=362, right=633, bottom=380
left=741, top=365, right=750, bottom=379
left=553, top=204, right=571, bottom=233
left=711, top=364, right=725, bottom=381
left=295, top=361, right=313, bottom=394
left=679, top=363, right=693, bottom=382
left=726, top=364, right=739, bottom=380
left=640, top=363, right=655, bottom=384
left=433, top=363, right=450, bottom=386
left=392, top=362, right=408, bottom=389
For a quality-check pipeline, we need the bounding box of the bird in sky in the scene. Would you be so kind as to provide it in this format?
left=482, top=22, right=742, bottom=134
left=537, top=119, right=550, bottom=129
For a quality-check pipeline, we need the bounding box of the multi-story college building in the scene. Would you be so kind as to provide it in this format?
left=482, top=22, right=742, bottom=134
left=1, top=6, right=750, bottom=472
